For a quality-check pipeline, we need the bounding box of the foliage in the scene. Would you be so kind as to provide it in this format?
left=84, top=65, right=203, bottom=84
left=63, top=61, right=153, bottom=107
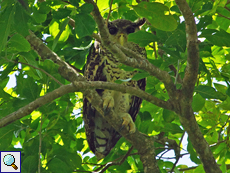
left=0, top=0, right=230, bottom=172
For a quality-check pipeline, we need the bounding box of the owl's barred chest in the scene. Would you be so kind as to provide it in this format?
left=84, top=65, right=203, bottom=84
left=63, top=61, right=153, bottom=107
left=101, top=52, right=135, bottom=85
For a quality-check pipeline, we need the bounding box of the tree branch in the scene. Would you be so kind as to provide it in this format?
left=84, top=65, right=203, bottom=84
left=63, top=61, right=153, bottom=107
left=0, top=84, right=76, bottom=128
left=175, top=0, right=199, bottom=102
left=1, top=77, right=173, bottom=128
left=174, top=0, right=221, bottom=172
left=73, top=81, right=172, bottom=110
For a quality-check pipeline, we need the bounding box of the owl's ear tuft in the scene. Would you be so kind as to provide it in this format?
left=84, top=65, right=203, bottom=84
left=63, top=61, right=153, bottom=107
left=135, top=18, right=146, bottom=27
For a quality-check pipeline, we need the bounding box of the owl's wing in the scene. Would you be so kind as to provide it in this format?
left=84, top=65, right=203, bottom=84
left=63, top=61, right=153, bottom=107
left=128, top=46, right=147, bottom=122
left=129, top=78, right=146, bottom=122
left=83, top=44, right=121, bottom=158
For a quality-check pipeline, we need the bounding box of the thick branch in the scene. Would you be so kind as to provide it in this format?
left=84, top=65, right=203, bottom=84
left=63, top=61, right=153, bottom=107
left=0, top=79, right=172, bottom=130
left=0, top=84, right=76, bottom=128
left=175, top=0, right=221, bottom=172
left=175, top=0, right=199, bottom=102
left=26, top=31, right=84, bottom=83
left=73, top=81, right=172, bottom=110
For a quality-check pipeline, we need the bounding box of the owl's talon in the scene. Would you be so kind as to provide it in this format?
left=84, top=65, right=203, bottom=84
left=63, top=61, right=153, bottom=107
left=120, top=113, right=136, bottom=133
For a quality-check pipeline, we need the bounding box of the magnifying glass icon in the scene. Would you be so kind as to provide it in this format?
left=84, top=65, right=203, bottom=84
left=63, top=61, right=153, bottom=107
left=3, top=154, right=18, bottom=170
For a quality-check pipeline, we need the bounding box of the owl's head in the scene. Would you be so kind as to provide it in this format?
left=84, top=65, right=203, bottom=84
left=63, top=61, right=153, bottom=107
left=107, top=18, right=145, bottom=46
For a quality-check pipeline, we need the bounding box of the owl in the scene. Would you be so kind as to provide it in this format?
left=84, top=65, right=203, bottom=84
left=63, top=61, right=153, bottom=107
left=83, top=18, right=146, bottom=160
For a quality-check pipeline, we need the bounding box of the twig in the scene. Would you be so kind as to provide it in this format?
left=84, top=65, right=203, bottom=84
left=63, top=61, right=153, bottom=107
left=174, top=59, right=181, bottom=85
left=170, top=157, right=179, bottom=173
left=38, top=114, right=43, bottom=173
left=218, top=117, right=229, bottom=141
left=106, top=0, right=113, bottom=25
left=217, top=13, right=230, bottom=20
left=179, top=132, right=185, bottom=148
left=153, top=42, right=158, bottom=59
left=158, top=149, right=171, bottom=160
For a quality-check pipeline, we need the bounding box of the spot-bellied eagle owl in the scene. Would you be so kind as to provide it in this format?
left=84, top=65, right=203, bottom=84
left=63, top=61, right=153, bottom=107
left=83, top=18, right=146, bottom=160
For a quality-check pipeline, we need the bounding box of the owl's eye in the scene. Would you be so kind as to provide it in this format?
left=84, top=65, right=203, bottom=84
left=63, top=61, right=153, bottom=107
left=109, top=27, right=118, bottom=35
left=126, top=27, right=135, bottom=34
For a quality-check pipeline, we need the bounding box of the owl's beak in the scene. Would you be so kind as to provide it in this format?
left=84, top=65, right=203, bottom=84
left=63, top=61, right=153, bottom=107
left=118, top=33, right=125, bottom=46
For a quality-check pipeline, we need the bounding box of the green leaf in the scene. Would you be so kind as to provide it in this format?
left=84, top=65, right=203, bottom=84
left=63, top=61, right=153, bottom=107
left=49, top=20, right=71, bottom=43
left=197, top=16, right=212, bottom=32
left=42, top=59, right=59, bottom=74
left=194, top=85, right=227, bottom=101
left=21, top=156, right=38, bottom=173
left=32, top=7, right=47, bottom=23
left=163, top=123, right=183, bottom=134
left=132, top=72, right=149, bottom=80
left=38, top=2, right=51, bottom=14
left=73, top=50, right=88, bottom=69
left=14, top=3, right=29, bottom=36
left=52, top=17, right=70, bottom=50
left=74, top=13, right=96, bottom=38
left=163, top=109, right=176, bottom=123
left=0, top=62, right=16, bottom=82
left=8, top=34, right=31, bottom=52
left=52, top=8, right=71, bottom=19
left=165, top=23, right=186, bottom=52
left=114, top=78, right=132, bottom=84
left=69, top=0, right=80, bottom=7
left=220, top=162, right=227, bottom=173
left=192, top=94, right=205, bottom=112
left=118, top=64, right=136, bottom=71
left=128, top=30, right=158, bottom=47
left=194, top=165, right=205, bottom=173
left=0, top=87, right=12, bottom=101
left=200, top=29, right=230, bottom=47
left=213, top=142, right=226, bottom=154
left=79, top=3, right=94, bottom=13
left=213, top=83, right=227, bottom=94
left=133, top=2, right=177, bottom=31
left=226, top=86, right=230, bottom=97
left=16, top=75, right=41, bottom=101
left=0, top=124, right=15, bottom=150
left=187, top=138, right=201, bottom=164
left=158, top=47, right=182, bottom=60
left=19, top=51, right=43, bottom=79
left=0, top=5, right=14, bottom=51
left=97, top=0, right=109, bottom=12
left=30, top=118, right=40, bottom=131
left=48, top=158, right=71, bottom=173
left=139, top=111, right=152, bottom=121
